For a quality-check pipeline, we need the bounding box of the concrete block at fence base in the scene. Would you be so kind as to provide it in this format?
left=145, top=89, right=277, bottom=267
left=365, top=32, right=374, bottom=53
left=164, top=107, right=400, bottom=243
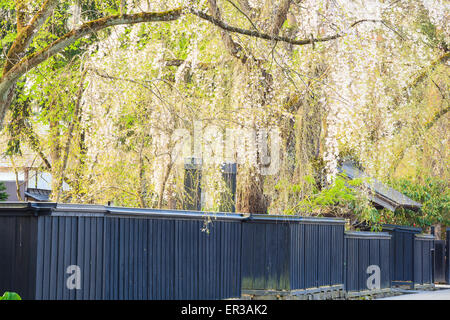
left=414, top=283, right=435, bottom=291
left=242, top=286, right=344, bottom=300
left=392, top=282, right=415, bottom=289
left=346, top=288, right=392, bottom=300
left=256, top=295, right=279, bottom=300
left=331, top=290, right=342, bottom=299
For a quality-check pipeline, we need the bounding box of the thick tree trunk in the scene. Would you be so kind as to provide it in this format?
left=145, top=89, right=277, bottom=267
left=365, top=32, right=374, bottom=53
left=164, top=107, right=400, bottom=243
left=236, top=165, right=268, bottom=214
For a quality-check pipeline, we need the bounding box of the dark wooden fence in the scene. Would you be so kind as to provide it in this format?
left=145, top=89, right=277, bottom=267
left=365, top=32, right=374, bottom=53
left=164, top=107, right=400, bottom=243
left=241, top=215, right=345, bottom=295
left=0, top=203, right=244, bottom=300
left=382, top=224, right=422, bottom=286
left=344, top=232, right=391, bottom=294
left=413, top=234, right=435, bottom=286
left=0, top=202, right=439, bottom=299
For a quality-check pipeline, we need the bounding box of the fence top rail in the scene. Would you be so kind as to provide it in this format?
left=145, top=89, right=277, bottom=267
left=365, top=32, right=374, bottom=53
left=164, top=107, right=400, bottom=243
left=415, top=234, right=435, bottom=241
left=0, top=201, right=249, bottom=221
left=345, top=231, right=392, bottom=239
left=0, top=201, right=58, bottom=216
left=244, top=214, right=346, bottom=225
left=107, top=206, right=248, bottom=221
left=0, top=202, right=346, bottom=224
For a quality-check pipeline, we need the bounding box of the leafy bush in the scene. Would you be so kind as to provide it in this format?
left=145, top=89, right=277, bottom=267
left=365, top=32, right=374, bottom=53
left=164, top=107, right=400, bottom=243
left=387, top=176, right=449, bottom=228
left=283, top=174, right=381, bottom=230
left=0, top=181, right=8, bottom=201
left=0, top=292, right=21, bottom=300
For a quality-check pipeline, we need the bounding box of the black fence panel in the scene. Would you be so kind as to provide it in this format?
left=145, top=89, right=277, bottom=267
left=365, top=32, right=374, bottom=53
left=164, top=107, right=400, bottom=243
left=0, top=202, right=244, bottom=300
left=295, top=223, right=344, bottom=290
left=382, top=224, right=422, bottom=284
left=434, top=240, right=446, bottom=284
left=104, top=216, right=176, bottom=300
left=0, top=203, right=108, bottom=300
left=3, top=201, right=445, bottom=300
left=241, top=215, right=345, bottom=293
left=35, top=213, right=107, bottom=300
left=344, top=232, right=391, bottom=293
left=103, top=210, right=243, bottom=300
left=0, top=205, right=40, bottom=300
left=241, top=220, right=290, bottom=291
left=413, top=234, right=435, bottom=285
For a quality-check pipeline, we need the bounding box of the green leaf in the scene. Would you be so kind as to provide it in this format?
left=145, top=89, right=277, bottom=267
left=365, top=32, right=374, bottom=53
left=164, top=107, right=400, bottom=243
left=0, top=292, right=21, bottom=300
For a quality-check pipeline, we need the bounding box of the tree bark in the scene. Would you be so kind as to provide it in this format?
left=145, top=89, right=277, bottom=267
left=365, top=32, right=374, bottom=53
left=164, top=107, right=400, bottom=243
left=3, top=0, right=58, bottom=75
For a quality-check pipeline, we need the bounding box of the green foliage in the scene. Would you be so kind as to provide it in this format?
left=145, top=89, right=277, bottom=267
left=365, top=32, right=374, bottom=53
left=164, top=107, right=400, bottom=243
left=0, top=292, right=21, bottom=300
left=0, top=2, right=16, bottom=65
left=294, top=175, right=356, bottom=210
left=283, top=174, right=381, bottom=230
left=0, top=0, right=114, bottom=68
left=0, top=181, right=7, bottom=201
left=0, top=0, right=446, bottom=217
left=416, top=12, right=448, bottom=51
left=387, top=176, right=449, bottom=228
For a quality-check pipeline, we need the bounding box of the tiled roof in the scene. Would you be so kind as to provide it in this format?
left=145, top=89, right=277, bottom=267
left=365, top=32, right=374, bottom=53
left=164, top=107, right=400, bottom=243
left=24, top=188, right=52, bottom=202
left=338, top=161, right=422, bottom=212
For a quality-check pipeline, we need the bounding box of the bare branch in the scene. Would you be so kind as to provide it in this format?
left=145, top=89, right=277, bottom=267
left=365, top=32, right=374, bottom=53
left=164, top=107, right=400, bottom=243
left=191, top=9, right=383, bottom=46
left=1, top=8, right=184, bottom=87
left=0, top=5, right=388, bottom=126
left=1, top=8, right=384, bottom=90
left=224, top=0, right=259, bottom=32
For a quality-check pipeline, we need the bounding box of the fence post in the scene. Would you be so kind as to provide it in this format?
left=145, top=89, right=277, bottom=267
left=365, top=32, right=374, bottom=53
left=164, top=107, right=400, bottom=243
left=184, top=157, right=202, bottom=211
left=446, top=228, right=450, bottom=284
left=431, top=248, right=435, bottom=284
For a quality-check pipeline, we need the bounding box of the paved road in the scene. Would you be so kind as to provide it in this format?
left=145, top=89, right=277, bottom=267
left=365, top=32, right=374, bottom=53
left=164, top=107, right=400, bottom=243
left=377, top=289, right=450, bottom=300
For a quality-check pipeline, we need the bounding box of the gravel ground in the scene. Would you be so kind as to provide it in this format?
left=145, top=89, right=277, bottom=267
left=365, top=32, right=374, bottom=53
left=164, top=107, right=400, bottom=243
left=377, top=286, right=450, bottom=300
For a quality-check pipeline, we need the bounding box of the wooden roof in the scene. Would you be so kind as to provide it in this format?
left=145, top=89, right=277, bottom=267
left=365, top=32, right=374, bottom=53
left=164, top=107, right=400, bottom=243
left=338, top=161, right=422, bottom=212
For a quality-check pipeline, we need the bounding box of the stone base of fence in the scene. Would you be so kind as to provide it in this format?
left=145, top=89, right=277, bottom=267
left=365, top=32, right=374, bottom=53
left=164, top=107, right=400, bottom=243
left=391, top=282, right=435, bottom=291
left=346, top=288, right=394, bottom=299
left=241, top=285, right=346, bottom=300
left=242, top=286, right=425, bottom=300
left=413, top=283, right=435, bottom=290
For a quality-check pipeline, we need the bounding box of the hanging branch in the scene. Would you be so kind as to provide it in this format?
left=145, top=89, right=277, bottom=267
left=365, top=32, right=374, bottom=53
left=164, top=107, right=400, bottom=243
left=0, top=4, right=387, bottom=126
